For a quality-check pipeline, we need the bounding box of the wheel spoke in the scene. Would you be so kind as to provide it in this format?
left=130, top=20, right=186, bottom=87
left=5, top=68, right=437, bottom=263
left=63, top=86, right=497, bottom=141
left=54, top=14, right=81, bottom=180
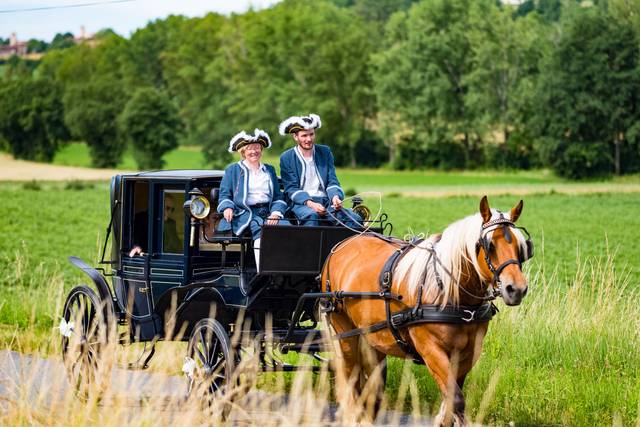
left=195, top=345, right=206, bottom=365
left=210, top=338, right=219, bottom=361
left=199, top=329, right=209, bottom=360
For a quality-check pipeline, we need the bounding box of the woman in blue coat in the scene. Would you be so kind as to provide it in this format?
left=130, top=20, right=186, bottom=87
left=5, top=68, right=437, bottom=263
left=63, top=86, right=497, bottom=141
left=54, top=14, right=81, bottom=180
left=217, top=129, right=287, bottom=269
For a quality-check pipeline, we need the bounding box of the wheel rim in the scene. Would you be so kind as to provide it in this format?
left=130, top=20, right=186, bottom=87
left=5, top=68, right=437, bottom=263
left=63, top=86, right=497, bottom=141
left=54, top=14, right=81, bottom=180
left=187, top=323, right=230, bottom=395
left=61, top=288, right=106, bottom=396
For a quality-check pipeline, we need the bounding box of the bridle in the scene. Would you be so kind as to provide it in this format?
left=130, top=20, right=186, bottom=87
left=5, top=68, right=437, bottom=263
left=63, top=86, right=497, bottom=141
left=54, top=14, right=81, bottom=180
left=423, top=214, right=532, bottom=302
left=475, top=215, right=533, bottom=297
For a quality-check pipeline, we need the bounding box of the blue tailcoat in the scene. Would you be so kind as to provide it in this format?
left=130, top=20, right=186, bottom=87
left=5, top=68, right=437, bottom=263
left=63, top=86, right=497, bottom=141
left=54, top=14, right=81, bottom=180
left=216, top=162, right=287, bottom=236
left=279, top=144, right=344, bottom=206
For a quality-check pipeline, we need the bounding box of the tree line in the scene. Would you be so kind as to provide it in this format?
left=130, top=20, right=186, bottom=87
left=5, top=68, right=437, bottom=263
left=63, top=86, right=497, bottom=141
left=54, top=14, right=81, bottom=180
left=1, top=0, right=639, bottom=178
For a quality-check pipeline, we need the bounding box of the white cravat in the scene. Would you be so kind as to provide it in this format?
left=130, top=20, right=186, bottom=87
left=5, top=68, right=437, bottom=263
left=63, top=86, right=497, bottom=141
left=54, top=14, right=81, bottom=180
left=244, top=162, right=271, bottom=205
left=303, top=156, right=325, bottom=198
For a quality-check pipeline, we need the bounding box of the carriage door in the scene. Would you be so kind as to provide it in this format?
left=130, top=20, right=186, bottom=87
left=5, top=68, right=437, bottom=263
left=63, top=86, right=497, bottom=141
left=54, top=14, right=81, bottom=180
left=148, top=187, right=186, bottom=314
left=118, top=180, right=153, bottom=319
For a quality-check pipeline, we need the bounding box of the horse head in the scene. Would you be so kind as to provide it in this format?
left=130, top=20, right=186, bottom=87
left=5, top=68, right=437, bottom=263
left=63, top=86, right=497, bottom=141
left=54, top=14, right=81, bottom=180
left=477, top=196, right=531, bottom=306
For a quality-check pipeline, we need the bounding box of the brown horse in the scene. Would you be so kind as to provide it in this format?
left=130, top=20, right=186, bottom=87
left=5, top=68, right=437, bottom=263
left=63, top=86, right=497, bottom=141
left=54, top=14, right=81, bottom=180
left=321, top=196, right=531, bottom=426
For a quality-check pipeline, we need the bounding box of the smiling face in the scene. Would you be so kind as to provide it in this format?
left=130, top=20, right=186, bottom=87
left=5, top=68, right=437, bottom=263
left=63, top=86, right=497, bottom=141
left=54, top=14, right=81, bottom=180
left=240, top=142, right=263, bottom=163
left=293, top=129, right=316, bottom=152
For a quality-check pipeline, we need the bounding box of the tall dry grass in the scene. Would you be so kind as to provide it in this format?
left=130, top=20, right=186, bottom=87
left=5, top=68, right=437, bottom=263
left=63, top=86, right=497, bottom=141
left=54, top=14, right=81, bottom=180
left=1, top=247, right=639, bottom=426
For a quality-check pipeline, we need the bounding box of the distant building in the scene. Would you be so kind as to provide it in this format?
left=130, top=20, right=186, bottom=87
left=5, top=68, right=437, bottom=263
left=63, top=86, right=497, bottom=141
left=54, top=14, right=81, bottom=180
left=0, top=33, right=28, bottom=59
left=0, top=27, right=96, bottom=60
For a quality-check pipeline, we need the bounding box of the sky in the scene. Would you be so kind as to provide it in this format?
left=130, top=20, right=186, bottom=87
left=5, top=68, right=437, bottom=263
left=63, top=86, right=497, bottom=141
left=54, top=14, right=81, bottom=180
left=0, top=0, right=280, bottom=42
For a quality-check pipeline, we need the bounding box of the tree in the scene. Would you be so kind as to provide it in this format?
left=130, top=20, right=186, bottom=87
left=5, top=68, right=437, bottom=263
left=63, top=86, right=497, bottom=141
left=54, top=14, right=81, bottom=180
left=63, top=77, right=127, bottom=168
left=161, top=13, right=233, bottom=168
left=533, top=6, right=640, bottom=178
left=0, top=78, right=69, bottom=161
left=118, top=87, right=182, bottom=169
left=27, top=39, right=48, bottom=53
left=208, top=0, right=376, bottom=166
left=49, top=32, right=75, bottom=50
left=122, top=15, right=187, bottom=89
left=464, top=4, right=549, bottom=169
left=372, top=0, right=485, bottom=169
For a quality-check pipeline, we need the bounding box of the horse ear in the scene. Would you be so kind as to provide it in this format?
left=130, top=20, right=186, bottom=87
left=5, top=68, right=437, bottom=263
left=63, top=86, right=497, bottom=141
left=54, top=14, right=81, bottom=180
left=510, top=200, right=524, bottom=223
left=479, top=196, right=492, bottom=223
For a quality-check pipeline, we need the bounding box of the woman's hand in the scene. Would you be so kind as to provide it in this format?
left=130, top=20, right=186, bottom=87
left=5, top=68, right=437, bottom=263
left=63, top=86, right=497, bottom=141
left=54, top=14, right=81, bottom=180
left=224, top=208, right=234, bottom=222
left=266, top=215, right=280, bottom=226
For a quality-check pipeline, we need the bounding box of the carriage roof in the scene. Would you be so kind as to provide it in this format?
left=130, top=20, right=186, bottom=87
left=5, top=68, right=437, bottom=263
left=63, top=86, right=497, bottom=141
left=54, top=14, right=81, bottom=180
left=119, top=169, right=226, bottom=180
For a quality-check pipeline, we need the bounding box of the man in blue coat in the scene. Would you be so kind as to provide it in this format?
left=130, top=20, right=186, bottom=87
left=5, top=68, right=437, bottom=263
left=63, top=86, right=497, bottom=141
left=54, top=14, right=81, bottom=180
left=278, top=114, right=360, bottom=227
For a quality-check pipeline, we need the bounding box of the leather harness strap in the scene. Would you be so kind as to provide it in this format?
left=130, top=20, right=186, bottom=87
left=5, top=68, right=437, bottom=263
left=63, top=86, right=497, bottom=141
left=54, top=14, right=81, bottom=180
left=378, top=239, right=422, bottom=359
left=333, top=303, right=497, bottom=341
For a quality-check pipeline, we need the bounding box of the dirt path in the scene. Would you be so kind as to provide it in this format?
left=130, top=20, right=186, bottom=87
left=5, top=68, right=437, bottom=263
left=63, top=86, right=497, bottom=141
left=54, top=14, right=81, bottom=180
left=0, top=154, right=127, bottom=181
left=0, top=350, right=428, bottom=426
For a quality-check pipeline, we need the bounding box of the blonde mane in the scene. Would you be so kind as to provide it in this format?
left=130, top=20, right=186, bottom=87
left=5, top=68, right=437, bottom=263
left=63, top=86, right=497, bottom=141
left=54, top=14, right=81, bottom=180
left=394, top=209, right=528, bottom=306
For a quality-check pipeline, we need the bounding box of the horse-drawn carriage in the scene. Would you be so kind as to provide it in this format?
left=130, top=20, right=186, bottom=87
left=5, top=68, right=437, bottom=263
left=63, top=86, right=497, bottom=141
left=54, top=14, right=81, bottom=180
left=59, top=170, right=386, bottom=399
left=60, top=169, right=532, bottom=425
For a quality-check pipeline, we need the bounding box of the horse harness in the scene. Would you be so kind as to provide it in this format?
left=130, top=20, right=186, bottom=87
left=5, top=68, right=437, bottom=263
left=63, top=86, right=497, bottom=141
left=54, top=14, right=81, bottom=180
left=322, top=217, right=532, bottom=362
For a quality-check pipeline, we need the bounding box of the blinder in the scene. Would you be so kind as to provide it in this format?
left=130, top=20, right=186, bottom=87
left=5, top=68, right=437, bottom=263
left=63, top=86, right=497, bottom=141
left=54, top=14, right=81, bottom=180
left=476, top=218, right=534, bottom=284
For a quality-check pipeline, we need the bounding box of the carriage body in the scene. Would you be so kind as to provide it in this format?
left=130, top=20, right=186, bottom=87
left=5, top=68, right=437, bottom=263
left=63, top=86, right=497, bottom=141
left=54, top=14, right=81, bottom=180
left=104, top=170, right=373, bottom=343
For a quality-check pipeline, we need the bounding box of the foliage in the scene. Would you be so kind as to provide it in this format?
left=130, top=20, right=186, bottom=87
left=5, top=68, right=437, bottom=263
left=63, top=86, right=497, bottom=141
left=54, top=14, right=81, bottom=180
left=533, top=5, right=640, bottom=178
left=63, top=77, right=127, bottom=168
left=5, top=0, right=640, bottom=179
left=191, top=0, right=376, bottom=167
left=27, top=39, right=48, bottom=53
left=118, top=87, right=183, bottom=169
left=513, top=0, right=563, bottom=22
left=372, top=0, right=482, bottom=170
left=49, top=32, right=75, bottom=51
left=465, top=5, right=548, bottom=169
left=0, top=78, right=69, bottom=161
left=46, top=35, right=130, bottom=168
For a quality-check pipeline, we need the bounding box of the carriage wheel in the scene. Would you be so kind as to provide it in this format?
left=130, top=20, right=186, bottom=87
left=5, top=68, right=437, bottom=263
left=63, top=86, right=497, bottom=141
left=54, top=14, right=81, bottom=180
left=185, top=318, right=235, bottom=416
left=61, top=285, right=111, bottom=399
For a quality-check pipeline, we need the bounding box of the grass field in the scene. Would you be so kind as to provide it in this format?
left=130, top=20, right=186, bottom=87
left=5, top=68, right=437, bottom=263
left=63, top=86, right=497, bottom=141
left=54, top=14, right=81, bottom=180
left=1, top=179, right=639, bottom=425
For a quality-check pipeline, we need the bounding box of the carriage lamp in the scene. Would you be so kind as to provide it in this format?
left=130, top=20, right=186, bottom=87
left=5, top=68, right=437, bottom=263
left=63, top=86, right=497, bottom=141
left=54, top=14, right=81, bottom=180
left=183, top=188, right=211, bottom=220
left=183, top=188, right=211, bottom=247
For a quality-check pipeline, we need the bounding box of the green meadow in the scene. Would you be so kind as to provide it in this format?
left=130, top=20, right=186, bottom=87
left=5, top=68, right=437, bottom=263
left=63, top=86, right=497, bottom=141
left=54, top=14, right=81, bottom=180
left=1, top=172, right=639, bottom=425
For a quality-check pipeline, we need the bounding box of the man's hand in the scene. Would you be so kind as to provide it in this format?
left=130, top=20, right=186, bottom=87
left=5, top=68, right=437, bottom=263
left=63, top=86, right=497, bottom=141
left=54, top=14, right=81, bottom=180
left=266, top=214, right=280, bottom=226
left=331, top=195, right=343, bottom=210
left=305, top=200, right=327, bottom=215
left=224, top=208, right=234, bottom=222
left=129, top=246, right=143, bottom=257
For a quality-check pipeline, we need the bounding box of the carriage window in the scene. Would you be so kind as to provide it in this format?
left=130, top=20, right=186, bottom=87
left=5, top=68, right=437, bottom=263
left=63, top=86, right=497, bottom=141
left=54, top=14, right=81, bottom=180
left=130, top=181, right=149, bottom=252
left=162, top=191, right=184, bottom=253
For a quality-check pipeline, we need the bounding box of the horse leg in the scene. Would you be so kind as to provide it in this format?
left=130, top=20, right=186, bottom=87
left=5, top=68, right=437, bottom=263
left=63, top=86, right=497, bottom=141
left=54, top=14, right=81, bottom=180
left=412, top=342, right=468, bottom=427
left=326, top=312, right=361, bottom=420
left=357, top=338, right=387, bottom=421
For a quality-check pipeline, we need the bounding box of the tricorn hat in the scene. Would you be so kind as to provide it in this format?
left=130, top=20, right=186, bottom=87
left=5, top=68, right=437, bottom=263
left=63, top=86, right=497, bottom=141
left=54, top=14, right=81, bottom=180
left=278, top=114, right=322, bottom=135
left=228, top=128, right=272, bottom=153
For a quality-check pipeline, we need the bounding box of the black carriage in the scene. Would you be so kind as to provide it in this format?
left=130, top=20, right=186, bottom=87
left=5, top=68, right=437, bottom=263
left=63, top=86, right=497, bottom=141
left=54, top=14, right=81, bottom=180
left=60, top=170, right=391, bottom=399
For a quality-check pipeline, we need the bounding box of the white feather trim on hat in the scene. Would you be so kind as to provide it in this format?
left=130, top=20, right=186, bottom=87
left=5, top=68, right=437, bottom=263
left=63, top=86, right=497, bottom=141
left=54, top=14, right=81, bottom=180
left=278, top=114, right=322, bottom=135
left=253, top=128, right=272, bottom=149
left=228, top=130, right=252, bottom=153
left=308, top=113, right=322, bottom=130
